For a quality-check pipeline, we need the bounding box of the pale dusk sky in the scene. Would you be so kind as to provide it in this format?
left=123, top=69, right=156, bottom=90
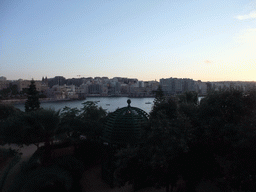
left=1, top=0, right=256, bottom=81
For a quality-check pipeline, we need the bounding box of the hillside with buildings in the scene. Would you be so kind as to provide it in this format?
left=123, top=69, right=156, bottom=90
left=1, top=76, right=256, bottom=102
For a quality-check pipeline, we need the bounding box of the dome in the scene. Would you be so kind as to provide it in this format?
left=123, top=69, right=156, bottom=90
left=102, top=99, right=149, bottom=145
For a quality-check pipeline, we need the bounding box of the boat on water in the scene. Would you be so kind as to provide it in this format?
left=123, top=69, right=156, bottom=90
left=145, top=102, right=152, bottom=104
left=106, top=104, right=110, bottom=106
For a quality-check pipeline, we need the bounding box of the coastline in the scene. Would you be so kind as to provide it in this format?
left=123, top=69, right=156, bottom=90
left=0, top=96, right=155, bottom=105
left=0, top=98, right=83, bottom=105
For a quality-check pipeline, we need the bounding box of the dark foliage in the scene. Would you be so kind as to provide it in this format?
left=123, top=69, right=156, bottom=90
left=150, top=97, right=178, bottom=121
left=115, top=89, right=256, bottom=192
left=0, top=84, right=19, bottom=99
left=75, top=140, right=103, bottom=168
left=1, top=109, right=60, bottom=148
left=3, top=89, right=256, bottom=192
left=197, top=89, right=256, bottom=191
left=25, top=79, right=40, bottom=112
left=178, top=91, right=198, bottom=105
left=0, top=104, right=21, bottom=121
left=59, top=101, right=107, bottom=141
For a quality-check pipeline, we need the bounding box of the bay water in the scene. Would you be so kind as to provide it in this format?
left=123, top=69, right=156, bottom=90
left=14, top=97, right=155, bottom=114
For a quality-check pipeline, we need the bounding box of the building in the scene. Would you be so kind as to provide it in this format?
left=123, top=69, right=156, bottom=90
left=88, top=84, right=103, bottom=95
left=160, top=77, right=195, bottom=95
left=13, top=79, right=45, bottom=93
left=0, top=76, right=9, bottom=90
left=195, top=80, right=207, bottom=95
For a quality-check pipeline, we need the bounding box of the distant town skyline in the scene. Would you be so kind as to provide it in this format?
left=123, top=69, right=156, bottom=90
left=1, top=0, right=256, bottom=82
left=1, top=74, right=256, bottom=83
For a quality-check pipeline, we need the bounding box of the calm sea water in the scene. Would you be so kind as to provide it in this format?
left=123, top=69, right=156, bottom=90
left=14, top=97, right=155, bottom=114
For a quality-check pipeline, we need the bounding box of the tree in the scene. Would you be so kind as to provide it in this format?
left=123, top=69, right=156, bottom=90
left=0, top=87, right=11, bottom=99
left=25, top=79, right=40, bottom=112
left=150, top=97, right=177, bottom=121
left=152, top=85, right=165, bottom=106
left=178, top=91, right=198, bottom=105
left=0, top=104, right=21, bottom=122
left=115, top=95, right=188, bottom=192
left=58, top=102, right=107, bottom=142
left=115, top=115, right=187, bottom=192
left=115, top=88, right=256, bottom=192
left=79, top=101, right=107, bottom=139
left=1, top=112, right=29, bottom=147
left=150, top=85, right=178, bottom=121
left=1, top=109, right=61, bottom=148
left=25, top=109, right=61, bottom=147
left=10, top=84, right=19, bottom=95
left=115, top=146, right=154, bottom=190
left=59, top=106, right=83, bottom=140
left=80, top=101, right=106, bottom=122
left=197, top=89, right=256, bottom=191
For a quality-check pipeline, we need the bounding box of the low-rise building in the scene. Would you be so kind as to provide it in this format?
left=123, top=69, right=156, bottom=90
left=0, top=76, right=9, bottom=90
left=195, top=81, right=207, bottom=95
left=13, top=79, right=46, bottom=93
left=160, top=77, right=195, bottom=95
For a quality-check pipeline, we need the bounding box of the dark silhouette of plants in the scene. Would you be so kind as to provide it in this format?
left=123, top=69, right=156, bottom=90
left=25, top=79, right=40, bottom=112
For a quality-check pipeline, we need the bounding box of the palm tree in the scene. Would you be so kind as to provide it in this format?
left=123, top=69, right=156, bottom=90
left=1, top=108, right=63, bottom=164
left=23, top=109, right=62, bottom=164
left=25, top=109, right=61, bottom=147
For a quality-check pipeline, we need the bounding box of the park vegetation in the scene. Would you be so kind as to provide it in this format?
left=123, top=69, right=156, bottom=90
left=115, top=87, right=256, bottom=192
left=25, top=79, right=41, bottom=112
left=1, top=85, right=256, bottom=191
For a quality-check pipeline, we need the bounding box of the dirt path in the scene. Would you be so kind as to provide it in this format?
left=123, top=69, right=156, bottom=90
left=0, top=144, right=39, bottom=191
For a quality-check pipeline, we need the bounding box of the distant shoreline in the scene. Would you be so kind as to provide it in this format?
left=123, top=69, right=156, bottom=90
left=0, top=98, right=83, bottom=105
left=0, top=96, right=155, bottom=105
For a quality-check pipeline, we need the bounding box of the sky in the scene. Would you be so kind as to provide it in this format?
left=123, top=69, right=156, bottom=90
left=1, top=0, right=256, bottom=82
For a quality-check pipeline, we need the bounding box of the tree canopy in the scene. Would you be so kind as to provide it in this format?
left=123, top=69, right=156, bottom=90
left=1, top=109, right=61, bottom=148
left=114, top=89, right=256, bottom=192
left=25, top=79, right=40, bottom=112
left=2, top=88, right=256, bottom=191
left=59, top=101, right=107, bottom=141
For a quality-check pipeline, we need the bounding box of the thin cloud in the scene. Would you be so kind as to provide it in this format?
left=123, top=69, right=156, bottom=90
left=204, top=60, right=212, bottom=64
left=236, top=11, right=256, bottom=20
